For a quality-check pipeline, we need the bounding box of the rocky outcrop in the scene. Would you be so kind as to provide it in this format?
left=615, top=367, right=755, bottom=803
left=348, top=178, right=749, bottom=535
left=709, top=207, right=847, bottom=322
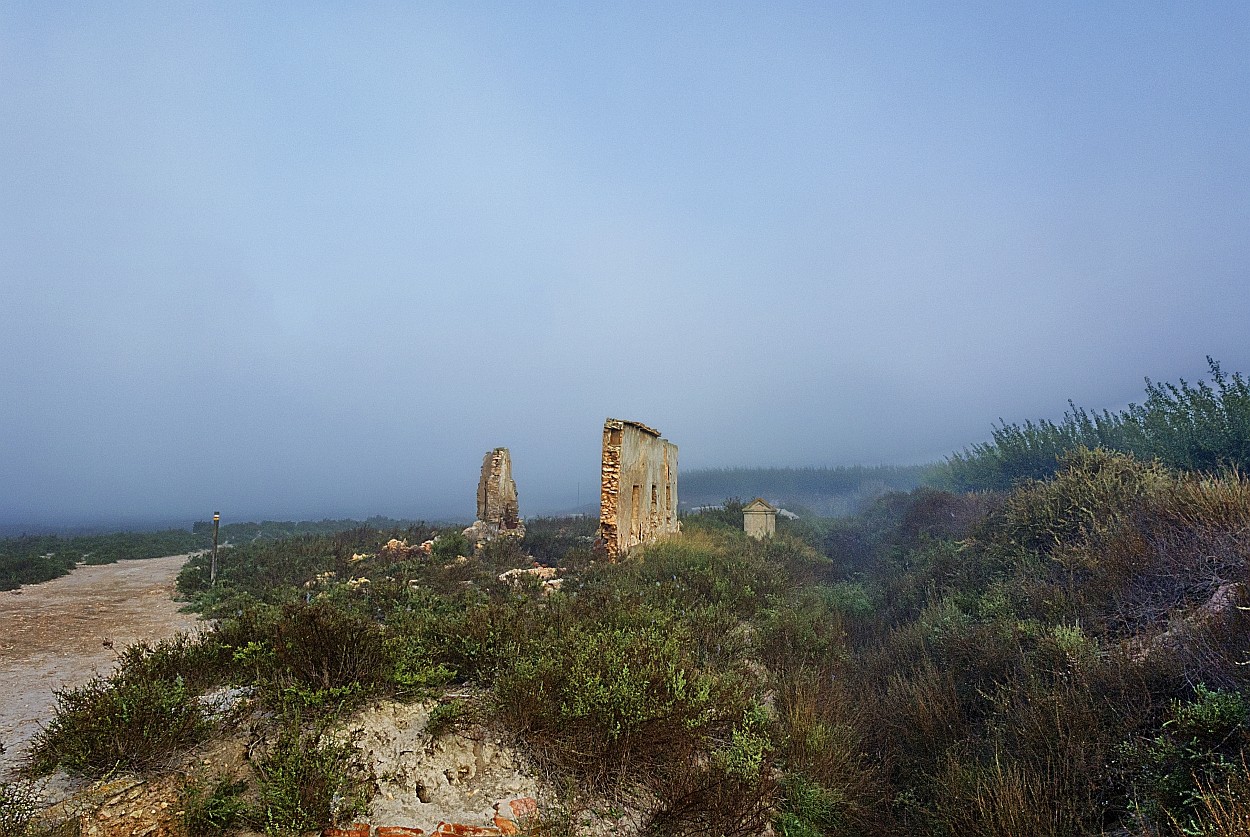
left=1129, top=582, right=1249, bottom=664
left=497, top=566, right=562, bottom=595
left=340, top=700, right=546, bottom=834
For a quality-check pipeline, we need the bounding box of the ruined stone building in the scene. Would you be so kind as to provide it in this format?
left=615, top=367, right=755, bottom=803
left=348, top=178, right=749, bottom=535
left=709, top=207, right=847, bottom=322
left=598, top=418, right=679, bottom=560
left=743, top=497, right=777, bottom=540
left=464, top=447, right=524, bottom=545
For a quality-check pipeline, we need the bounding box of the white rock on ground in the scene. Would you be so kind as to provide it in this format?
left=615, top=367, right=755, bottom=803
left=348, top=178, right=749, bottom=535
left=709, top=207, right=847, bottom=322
left=341, top=700, right=547, bottom=832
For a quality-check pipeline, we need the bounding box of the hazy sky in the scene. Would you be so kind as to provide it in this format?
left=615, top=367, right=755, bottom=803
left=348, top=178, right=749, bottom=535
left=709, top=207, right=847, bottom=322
left=3, top=3, right=1248, bottom=525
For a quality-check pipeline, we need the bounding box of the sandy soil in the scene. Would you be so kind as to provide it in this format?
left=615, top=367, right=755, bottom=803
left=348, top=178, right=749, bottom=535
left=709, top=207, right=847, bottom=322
left=0, top=554, right=204, bottom=777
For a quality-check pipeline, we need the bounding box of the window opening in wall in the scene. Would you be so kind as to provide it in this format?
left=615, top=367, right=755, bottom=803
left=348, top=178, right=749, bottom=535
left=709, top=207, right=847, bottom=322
left=631, top=485, right=642, bottom=539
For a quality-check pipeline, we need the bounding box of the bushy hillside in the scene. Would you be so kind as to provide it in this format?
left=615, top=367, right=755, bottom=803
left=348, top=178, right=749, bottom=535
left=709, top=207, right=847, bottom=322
left=681, top=464, right=932, bottom=516
left=11, top=362, right=1250, bottom=836
left=947, top=358, right=1250, bottom=491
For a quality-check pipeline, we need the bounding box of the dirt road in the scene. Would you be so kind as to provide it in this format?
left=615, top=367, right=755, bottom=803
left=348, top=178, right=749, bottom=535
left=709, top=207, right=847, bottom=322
left=0, top=555, right=204, bottom=777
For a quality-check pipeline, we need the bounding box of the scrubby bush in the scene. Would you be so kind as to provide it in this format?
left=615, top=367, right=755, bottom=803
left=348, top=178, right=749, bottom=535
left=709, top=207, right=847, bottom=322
left=646, top=704, right=777, bottom=837
left=948, top=358, right=1250, bottom=490
left=990, top=448, right=1250, bottom=637
left=1125, top=685, right=1250, bottom=830
left=772, top=673, right=893, bottom=836
left=26, top=634, right=226, bottom=778
left=0, top=778, right=79, bottom=837
left=1185, top=765, right=1250, bottom=836
left=180, top=776, right=248, bottom=837
left=0, top=780, right=40, bottom=837
left=520, top=515, right=598, bottom=564
left=271, top=599, right=388, bottom=695
left=493, top=621, right=737, bottom=788
left=249, top=717, right=368, bottom=836
left=27, top=669, right=212, bottom=777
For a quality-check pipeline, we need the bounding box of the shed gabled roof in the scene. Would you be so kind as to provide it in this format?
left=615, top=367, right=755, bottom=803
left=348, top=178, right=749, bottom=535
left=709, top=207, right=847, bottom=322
left=743, top=498, right=777, bottom=512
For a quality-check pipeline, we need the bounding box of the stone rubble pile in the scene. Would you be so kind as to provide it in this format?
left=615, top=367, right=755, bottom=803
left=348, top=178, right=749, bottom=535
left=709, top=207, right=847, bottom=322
left=322, top=796, right=540, bottom=837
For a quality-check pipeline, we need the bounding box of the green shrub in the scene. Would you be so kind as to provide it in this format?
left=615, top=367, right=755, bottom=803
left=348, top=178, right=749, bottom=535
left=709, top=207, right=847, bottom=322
left=933, top=750, right=1094, bottom=837
left=772, top=672, right=892, bottom=835
left=180, top=776, right=248, bottom=837
left=947, top=359, right=1250, bottom=490
left=645, top=763, right=776, bottom=837
left=775, top=775, right=850, bottom=837
left=0, top=778, right=79, bottom=837
left=385, top=592, right=514, bottom=685
left=519, top=515, right=598, bottom=564
left=425, top=699, right=471, bottom=738
left=1129, top=685, right=1250, bottom=830
left=270, top=599, right=388, bottom=697
left=1001, top=447, right=1171, bottom=555
left=1185, top=764, right=1250, bottom=836
left=431, top=531, right=471, bottom=562
left=493, top=622, right=736, bottom=788
left=758, top=589, right=854, bottom=674
left=629, top=529, right=786, bottom=618
left=111, top=633, right=234, bottom=695
left=250, top=719, right=368, bottom=836
left=27, top=647, right=215, bottom=778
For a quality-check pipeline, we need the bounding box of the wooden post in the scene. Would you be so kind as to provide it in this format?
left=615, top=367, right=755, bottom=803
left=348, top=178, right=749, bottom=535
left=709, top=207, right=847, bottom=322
left=210, top=511, right=220, bottom=586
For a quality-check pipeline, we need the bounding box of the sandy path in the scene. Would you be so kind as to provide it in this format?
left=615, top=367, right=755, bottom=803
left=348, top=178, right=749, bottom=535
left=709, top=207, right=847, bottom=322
left=0, top=554, right=204, bottom=777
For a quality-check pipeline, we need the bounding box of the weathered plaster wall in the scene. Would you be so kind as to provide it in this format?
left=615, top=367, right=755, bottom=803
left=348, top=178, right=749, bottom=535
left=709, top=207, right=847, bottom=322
left=599, top=418, right=679, bottom=560
left=743, top=498, right=777, bottom=540
left=743, top=510, right=775, bottom=539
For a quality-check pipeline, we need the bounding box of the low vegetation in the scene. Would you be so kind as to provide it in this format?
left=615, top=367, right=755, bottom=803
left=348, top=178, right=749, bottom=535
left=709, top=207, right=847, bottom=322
left=19, top=364, right=1250, bottom=835
left=0, top=517, right=426, bottom=591
left=0, top=529, right=208, bottom=590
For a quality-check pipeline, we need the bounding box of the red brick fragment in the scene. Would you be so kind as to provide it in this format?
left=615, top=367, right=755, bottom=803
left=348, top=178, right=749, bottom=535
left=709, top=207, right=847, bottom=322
left=377, top=828, right=425, bottom=837
left=432, top=824, right=502, bottom=837
left=505, top=798, right=538, bottom=819
left=323, top=825, right=370, bottom=837
left=491, top=797, right=539, bottom=836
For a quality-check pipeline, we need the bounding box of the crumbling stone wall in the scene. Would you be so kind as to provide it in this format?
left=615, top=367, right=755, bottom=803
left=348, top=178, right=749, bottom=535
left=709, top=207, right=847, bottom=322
left=465, top=448, right=523, bottom=545
left=478, top=448, right=520, bottom=530
left=599, top=419, right=679, bottom=560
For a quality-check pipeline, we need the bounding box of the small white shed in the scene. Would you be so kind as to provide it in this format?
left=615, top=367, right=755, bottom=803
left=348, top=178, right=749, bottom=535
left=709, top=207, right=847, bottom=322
left=743, top=497, right=777, bottom=540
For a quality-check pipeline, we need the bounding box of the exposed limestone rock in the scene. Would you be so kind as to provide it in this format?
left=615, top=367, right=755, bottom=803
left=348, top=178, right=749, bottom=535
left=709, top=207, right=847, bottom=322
left=341, top=700, right=548, bottom=834
left=381, top=539, right=420, bottom=560
left=497, top=566, right=562, bottom=595
left=1128, top=582, right=1250, bottom=664
left=598, top=419, right=679, bottom=560
left=460, top=520, right=497, bottom=548
left=35, top=735, right=253, bottom=837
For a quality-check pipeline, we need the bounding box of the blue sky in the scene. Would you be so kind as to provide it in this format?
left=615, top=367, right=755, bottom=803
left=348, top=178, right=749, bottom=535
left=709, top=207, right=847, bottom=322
left=2, top=2, right=1248, bottom=524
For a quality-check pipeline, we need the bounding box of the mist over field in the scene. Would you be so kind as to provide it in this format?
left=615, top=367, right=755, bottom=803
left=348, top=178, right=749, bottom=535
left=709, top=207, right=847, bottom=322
left=2, top=4, right=1248, bottom=528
